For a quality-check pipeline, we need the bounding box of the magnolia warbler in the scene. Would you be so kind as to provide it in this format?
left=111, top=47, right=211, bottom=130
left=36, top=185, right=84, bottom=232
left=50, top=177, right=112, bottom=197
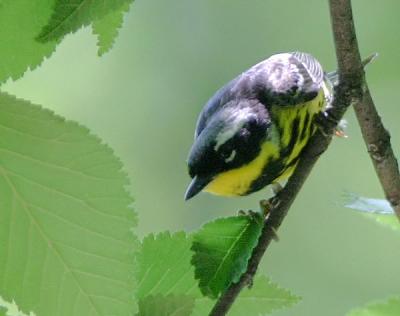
left=184, top=52, right=331, bottom=200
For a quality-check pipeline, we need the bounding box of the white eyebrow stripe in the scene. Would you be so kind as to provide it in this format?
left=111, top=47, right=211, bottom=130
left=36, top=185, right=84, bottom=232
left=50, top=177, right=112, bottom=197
left=213, top=108, right=253, bottom=151
left=214, top=126, right=240, bottom=151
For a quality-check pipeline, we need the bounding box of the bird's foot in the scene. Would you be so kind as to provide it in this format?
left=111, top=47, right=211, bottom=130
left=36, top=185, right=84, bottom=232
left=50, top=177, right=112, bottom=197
left=238, top=209, right=260, bottom=219
left=315, top=110, right=340, bottom=138
left=259, top=199, right=272, bottom=218
left=259, top=197, right=280, bottom=242
left=334, top=119, right=348, bottom=138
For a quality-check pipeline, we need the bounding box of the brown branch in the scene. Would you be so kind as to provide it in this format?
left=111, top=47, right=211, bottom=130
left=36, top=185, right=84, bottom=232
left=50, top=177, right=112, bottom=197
left=330, top=1, right=400, bottom=219
left=208, top=0, right=368, bottom=315
left=353, top=82, right=400, bottom=219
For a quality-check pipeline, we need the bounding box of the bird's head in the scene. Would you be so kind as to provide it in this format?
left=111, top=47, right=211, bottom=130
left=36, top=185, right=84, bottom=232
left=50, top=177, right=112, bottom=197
left=185, top=101, right=270, bottom=200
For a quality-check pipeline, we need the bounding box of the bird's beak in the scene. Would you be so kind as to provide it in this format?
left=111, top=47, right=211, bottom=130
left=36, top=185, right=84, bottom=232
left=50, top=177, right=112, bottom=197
left=184, top=175, right=213, bottom=201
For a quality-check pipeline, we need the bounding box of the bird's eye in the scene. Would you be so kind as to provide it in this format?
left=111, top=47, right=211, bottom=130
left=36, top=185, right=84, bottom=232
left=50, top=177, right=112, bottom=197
left=223, top=150, right=236, bottom=163
left=220, top=147, right=231, bottom=158
left=218, top=141, right=236, bottom=163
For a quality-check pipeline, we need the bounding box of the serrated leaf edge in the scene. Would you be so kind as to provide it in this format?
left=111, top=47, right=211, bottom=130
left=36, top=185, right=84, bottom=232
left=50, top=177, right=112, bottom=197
left=191, top=215, right=263, bottom=298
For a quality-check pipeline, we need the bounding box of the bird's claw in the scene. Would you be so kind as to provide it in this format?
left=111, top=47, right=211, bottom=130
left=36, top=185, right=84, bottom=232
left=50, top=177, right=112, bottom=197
left=259, top=199, right=272, bottom=218
left=334, top=119, right=348, bottom=138
left=238, top=209, right=260, bottom=219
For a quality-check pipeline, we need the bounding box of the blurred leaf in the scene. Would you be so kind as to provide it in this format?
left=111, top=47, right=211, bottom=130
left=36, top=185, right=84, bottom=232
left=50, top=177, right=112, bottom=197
left=0, top=0, right=57, bottom=83
left=92, top=2, right=131, bottom=56
left=136, top=232, right=201, bottom=300
left=191, top=275, right=300, bottom=316
left=344, top=193, right=394, bottom=214
left=344, top=193, right=400, bottom=231
left=37, top=0, right=134, bottom=43
left=191, top=214, right=263, bottom=298
left=0, top=0, right=134, bottom=83
left=137, top=294, right=194, bottom=316
left=347, top=297, right=400, bottom=316
left=371, top=215, right=400, bottom=231
left=0, top=295, right=35, bottom=316
left=0, top=92, right=138, bottom=316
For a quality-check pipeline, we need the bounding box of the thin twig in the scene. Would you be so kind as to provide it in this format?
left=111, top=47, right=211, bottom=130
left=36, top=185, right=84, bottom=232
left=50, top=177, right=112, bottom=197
left=209, top=0, right=368, bottom=314
left=352, top=81, right=400, bottom=220
left=329, top=0, right=400, bottom=219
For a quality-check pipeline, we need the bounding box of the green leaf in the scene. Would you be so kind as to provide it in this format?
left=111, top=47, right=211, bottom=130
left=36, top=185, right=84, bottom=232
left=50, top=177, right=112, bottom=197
left=137, top=294, right=194, bottom=316
left=0, top=0, right=57, bottom=83
left=0, top=92, right=138, bottom=316
left=0, top=295, right=35, bottom=316
left=0, top=0, right=134, bottom=83
left=344, top=193, right=400, bottom=231
left=191, top=214, right=263, bottom=298
left=192, top=275, right=301, bottom=316
left=136, top=232, right=201, bottom=300
left=136, top=229, right=299, bottom=316
left=92, top=2, right=131, bottom=56
left=347, top=297, right=400, bottom=316
left=37, top=0, right=134, bottom=43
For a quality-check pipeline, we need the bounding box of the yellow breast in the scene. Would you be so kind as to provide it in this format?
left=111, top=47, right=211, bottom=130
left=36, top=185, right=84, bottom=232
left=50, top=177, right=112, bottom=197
left=204, top=141, right=280, bottom=196
left=204, top=89, right=325, bottom=197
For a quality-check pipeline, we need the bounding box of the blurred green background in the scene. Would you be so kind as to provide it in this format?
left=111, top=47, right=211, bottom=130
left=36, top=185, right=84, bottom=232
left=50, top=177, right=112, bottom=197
left=3, top=0, right=400, bottom=315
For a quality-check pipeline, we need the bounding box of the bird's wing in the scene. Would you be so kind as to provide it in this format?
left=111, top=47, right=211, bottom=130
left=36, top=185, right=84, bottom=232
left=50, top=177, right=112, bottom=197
left=194, top=78, right=238, bottom=138
left=194, top=52, right=324, bottom=138
left=252, top=51, right=325, bottom=106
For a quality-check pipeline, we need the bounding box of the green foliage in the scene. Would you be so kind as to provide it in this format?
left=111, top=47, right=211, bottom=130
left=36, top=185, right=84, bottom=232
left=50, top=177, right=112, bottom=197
left=344, top=193, right=399, bottom=231
left=92, top=3, right=131, bottom=56
left=347, top=297, right=400, bottom=316
left=344, top=194, right=400, bottom=315
left=136, top=232, right=201, bottom=300
left=192, top=276, right=300, bottom=316
left=137, top=230, right=299, bottom=315
left=135, top=232, right=198, bottom=315
left=137, top=294, right=195, bottom=316
left=0, top=1, right=357, bottom=315
left=0, top=0, right=133, bottom=83
left=191, top=214, right=263, bottom=298
left=0, top=296, right=35, bottom=316
left=0, top=0, right=57, bottom=83
left=37, top=0, right=134, bottom=43
left=0, top=92, right=138, bottom=316
left=370, top=215, right=399, bottom=231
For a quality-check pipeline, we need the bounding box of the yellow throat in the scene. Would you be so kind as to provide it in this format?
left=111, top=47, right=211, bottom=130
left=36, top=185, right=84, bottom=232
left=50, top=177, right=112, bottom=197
left=204, top=89, right=326, bottom=196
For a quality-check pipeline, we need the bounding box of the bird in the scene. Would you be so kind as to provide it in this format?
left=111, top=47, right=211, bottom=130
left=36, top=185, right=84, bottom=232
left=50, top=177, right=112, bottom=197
left=184, top=52, right=332, bottom=200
